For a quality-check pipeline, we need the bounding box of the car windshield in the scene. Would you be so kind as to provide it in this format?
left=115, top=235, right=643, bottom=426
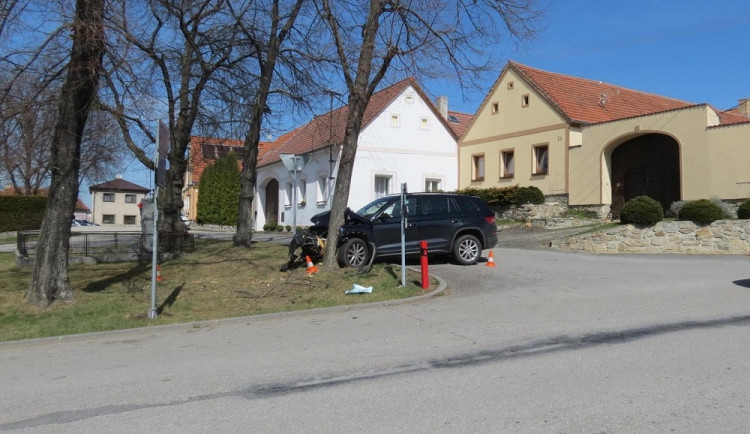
left=356, top=196, right=395, bottom=218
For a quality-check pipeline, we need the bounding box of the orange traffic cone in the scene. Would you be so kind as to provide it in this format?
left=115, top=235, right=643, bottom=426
left=157, top=265, right=163, bottom=282
left=305, top=256, right=319, bottom=274
left=486, top=251, right=496, bottom=267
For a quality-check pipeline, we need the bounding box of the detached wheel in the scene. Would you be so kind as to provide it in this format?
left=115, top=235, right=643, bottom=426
left=452, top=234, right=481, bottom=265
left=338, top=238, right=370, bottom=268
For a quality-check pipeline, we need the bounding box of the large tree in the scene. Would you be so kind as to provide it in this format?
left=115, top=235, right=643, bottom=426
left=230, top=0, right=309, bottom=247
left=26, top=0, right=106, bottom=306
left=101, top=0, right=246, bottom=235
left=318, top=0, right=542, bottom=267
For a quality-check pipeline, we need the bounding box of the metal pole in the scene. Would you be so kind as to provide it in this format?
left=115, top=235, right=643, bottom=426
left=400, top=183, right=407, bottom=287
left=149, top=187, right=159, bottom=319
left=292, top=167, right=298, bottom=237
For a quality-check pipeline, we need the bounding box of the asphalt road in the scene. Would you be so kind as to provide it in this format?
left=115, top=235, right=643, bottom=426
left=3, top=234, right=750, bottom=432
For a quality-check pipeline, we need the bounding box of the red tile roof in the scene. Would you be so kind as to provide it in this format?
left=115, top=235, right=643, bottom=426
left=715, top=108, right=750, bottom=126
left=89, top=178, right=150, bottom=193
left=509, top=61, right=699, bottom=125
left=446, top=111, right=473, bottom=138
left=187, top=136, right=276, bottom=184
left=258, top=77, right=465, bottom=167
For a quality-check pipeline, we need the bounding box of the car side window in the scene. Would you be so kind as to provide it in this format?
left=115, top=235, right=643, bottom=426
left=418, top=196, right=449, bottom=216
left=452, top=196, right=481, bottom=213
left=379, top=198, right=416, bottom=220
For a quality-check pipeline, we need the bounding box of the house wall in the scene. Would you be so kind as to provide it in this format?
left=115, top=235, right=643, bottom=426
left=255, top=85, right=459, bottom=231
left=256, top=147, right=336, bottom=229
left=91, top=190, right=147, bottom=226
left=573, top=105, right=750, bottom=206
left=458, top=68, right=568, bottom=194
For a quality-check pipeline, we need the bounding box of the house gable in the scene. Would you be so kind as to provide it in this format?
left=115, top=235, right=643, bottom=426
left=460, top=65, right=567, bottom=146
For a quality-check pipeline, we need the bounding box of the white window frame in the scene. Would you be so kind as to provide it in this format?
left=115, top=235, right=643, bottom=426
left=316, top=175, right=327, bottom=205
left=420, top=117, right=430, bottom=130
left=533, top=144, right=549, bottom=175
left=284, top=181, right=293, bottom=209
left=374, top=175, right=392, bottom=198
left=500, top=149, right=515, bottom=178
left=390, top=114, right=400, bottom=128
left=297, top=180, right=307, bottom=207
left=424, top=178, right=442, bottom=192
left=472, top=154, right=485, bottom=181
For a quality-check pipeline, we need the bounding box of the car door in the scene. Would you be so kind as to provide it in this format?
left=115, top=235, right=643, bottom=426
left=413, top=195, right=458, bottom=254
left=371, top=196, right=418, bottom=256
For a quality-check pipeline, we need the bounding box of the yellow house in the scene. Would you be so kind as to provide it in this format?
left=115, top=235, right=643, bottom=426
left=459, top=61, right=750, bottom=217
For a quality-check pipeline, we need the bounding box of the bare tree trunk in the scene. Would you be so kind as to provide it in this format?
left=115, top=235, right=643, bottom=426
left=26, top=0, right=105, bottom=307
left=321, top=0, right=386, bottom=267
left=234, top=0, right=305, bottom=247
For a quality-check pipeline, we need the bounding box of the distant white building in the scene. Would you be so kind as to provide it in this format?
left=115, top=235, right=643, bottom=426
left=254, top=77, right=472, bottom=230
left=89, top=178, right=150, bottom=226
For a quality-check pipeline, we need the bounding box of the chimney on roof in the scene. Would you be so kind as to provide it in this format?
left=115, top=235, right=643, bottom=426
left=436, top=96, right=448, bottom=119
left=738, top=98, right=750, bottom=118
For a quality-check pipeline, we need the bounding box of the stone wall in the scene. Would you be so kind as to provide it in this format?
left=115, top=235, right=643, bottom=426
left=551, top=220, right=750, bottom=254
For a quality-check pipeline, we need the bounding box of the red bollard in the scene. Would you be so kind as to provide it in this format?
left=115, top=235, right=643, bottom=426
left=420, top=240, right=429, bottom=290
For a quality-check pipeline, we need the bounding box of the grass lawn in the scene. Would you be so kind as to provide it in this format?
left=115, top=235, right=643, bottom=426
left=0, top=239, right=439, bottom=342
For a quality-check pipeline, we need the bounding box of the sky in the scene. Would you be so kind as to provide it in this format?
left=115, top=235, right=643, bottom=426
left=106, top=0, right=750, bottom=209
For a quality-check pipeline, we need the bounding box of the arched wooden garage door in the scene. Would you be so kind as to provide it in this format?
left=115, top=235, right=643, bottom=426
left=610, top=134, right=680, bottom=218
left=265, top=179, right=279, bottom=224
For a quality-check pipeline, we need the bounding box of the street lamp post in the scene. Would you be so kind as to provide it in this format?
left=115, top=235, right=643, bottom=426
left=279, top=154, right=310, bottom=237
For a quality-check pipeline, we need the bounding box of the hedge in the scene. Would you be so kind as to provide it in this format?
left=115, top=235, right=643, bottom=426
left=0, top=196, right=47, bottom=231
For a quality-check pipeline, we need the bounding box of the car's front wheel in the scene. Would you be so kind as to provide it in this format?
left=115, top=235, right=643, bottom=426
left=338, top=238, right=370, bottom=268
left=452, top=234, right=481, bottom=265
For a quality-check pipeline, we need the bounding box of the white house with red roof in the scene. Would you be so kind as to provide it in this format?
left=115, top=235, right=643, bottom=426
left=254, top=77, right=471, bottom=230
left=459, top=61, right=750, bottom=217
left=89, top=177, right=150, bottom=226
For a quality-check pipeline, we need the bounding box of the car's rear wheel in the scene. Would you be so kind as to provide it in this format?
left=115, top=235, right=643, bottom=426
left=338, top=238, right=370, bottom=268
left=452, top=234, right=481, bottom=265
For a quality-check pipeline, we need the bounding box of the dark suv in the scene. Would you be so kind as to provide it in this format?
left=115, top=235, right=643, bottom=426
left=309, top=193, right=498, bottom=267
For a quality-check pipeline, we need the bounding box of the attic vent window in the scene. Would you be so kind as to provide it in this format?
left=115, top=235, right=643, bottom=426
left=521, top=94, right=530, bottom=107
left=405, top=94, right=414, bottom=104
left=447, top=115, right=459, bottom=123
left=491, top=102, right=499, bottom=114
left=507, top=81, right=514, bottom=90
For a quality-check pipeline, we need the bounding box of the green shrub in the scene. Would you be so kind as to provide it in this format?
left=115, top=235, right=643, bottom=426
left=275, top=225, right=284, bottom=231
left=196, top=151, right=240, bottom=225
left=455, top=185, right=544, bottom=207
left=738, top=199, right=750, bottom=219
left=709, top=196, right=735, bottom=219
left=619, top=196, right=664, bottom=226
left=0, top=196, right=47, bottom=231
left=285, top=225, right=292, bottom=232
left=455, top=186, right=517, bottom=206
left=509, top=186, right=545, bottom=206
left=679, top=199, right=725, bottom=225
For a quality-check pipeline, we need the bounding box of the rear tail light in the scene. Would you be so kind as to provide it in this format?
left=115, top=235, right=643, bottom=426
left=484, top=215, right=495, bottom=224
